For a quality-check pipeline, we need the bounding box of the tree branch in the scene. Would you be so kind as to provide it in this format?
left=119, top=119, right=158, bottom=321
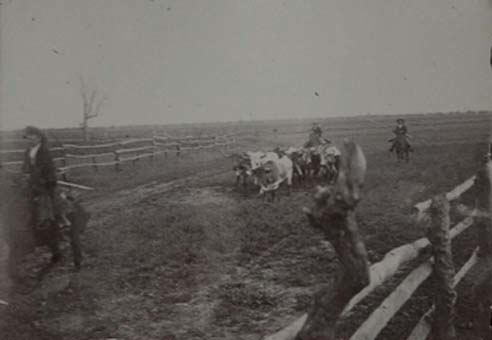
left=94, top=95, right=107, bottom=116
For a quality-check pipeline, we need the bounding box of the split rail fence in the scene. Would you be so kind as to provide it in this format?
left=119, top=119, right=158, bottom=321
left=266, top=161, right=491, bottom=340
left=0, top=134, right=235, bottom=178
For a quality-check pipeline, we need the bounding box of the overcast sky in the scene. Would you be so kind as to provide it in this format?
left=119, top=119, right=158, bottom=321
left=1, top=0, right=492, bottom=130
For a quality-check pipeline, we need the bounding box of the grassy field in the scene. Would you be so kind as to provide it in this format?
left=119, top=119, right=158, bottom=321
left=0, top=111, right=491, bottom=340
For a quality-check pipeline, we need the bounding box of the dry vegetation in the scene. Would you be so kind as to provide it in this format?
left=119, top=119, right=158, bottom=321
left=0, top=111, right=491, bottom=340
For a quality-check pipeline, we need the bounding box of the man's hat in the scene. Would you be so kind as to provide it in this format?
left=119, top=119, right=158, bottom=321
left=23, top=126, right=44, bottom=138
left=396, top=118, right=404, bottom=123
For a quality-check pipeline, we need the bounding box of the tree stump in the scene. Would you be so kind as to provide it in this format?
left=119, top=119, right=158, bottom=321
left=297, top=141, right=370, bottom=340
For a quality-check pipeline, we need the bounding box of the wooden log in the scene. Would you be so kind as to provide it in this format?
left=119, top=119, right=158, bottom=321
left=265, top=216, right=475, bottom=340
left=119, top=138, right=154, bottom=145
left=59, top=160, right=119, bottom=171
left=65, top=152, right=114, bottom=159
left=0, top=149, right=24, bottom=155
left=351, top=195, right=457, bottom=340
left=475, top=159, right=492, bottom=256
left=113, top=151, right=120, bottom=171
left=119, top=153, right=154, bottom=162
left=471, top=159, right=492, bottom=339
left=63, top=141, right=121, bottom=149
left=115, top=145, right=156, bottom=154
left=57, top=180, right=94, bottom=191
left=343, top=215, right=473, bottom=316
left=414, top=176, right=476, bottom=219
left=350, top=258, right=434, bottom=340
left=406, top=247, right=479, bottom=340
left=91, top=156, right=98, bottom=172
left=264, top=316, right=308, bottom=340
left=294, top=141, right=370, bottom=340
left=151, top=139, right=156, bottom=163
left=1, top=160, right=23, bottom=166
left=427, top=194, right=456, bottom=340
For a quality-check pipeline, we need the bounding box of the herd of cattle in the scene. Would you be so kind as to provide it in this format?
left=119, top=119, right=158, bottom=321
left=231, top=142, right=341, bottom=200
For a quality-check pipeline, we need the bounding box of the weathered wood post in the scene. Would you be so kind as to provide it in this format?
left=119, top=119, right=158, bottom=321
left=176, top=144, right=181, bottom=158
left=151, top=139, right=156, bottom=164
left=61, top=156, right=67, bottom=168
left=427, top=194, right=457, bottom=340
left=472, top=157, right=492, bottom=339
left=113, top=151, right=120, bottom=171
left=91, top=156, right=98, bottom=172
left=295, top=141, right=370, bottom=340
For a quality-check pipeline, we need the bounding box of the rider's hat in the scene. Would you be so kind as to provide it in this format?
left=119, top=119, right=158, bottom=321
left=396, top=118, right=404, bottom=124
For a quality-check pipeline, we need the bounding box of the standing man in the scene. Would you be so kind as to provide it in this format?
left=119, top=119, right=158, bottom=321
left=22, top=126, right=62, bottom=262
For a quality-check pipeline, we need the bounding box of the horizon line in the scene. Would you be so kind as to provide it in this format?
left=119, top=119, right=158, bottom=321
left=1, top=110, right=491, bottom=133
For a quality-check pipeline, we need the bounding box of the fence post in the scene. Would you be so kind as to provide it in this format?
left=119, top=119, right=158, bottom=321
left=427, top=194, right=457, bottom=340
left=114, top=151, right=120, bottom=171
left=472, top=158, right=492, bottom=339
left=91, top=156, right=98, bottom=172
left=151, top=138, right=156, bottom=163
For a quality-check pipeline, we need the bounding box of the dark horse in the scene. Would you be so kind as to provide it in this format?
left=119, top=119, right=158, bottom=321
left=1, top=176, right=89, bottom=280
left=391, top=134, right=411, bottom=162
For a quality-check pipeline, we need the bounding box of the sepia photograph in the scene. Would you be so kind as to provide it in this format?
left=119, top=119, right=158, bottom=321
left=1, top=1, right=492, bottom=339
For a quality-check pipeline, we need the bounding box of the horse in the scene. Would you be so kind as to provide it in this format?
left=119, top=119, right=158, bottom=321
left=1, top=175, right=89, bottom=280
left=391, top=134, right=411, bottom=162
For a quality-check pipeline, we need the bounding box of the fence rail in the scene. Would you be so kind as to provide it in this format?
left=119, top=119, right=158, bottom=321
left=0, top=134, right=235, bottom=175
left=265, top=160, right=491, bottom=340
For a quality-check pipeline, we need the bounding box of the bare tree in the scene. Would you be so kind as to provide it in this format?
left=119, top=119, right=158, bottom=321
left=79, top=76, right=107, bottom=142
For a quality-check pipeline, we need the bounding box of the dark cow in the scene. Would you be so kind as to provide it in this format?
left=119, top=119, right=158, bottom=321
left=232, top=153, right=253, bottom=190
left=285, top=147, right=309, bottom=185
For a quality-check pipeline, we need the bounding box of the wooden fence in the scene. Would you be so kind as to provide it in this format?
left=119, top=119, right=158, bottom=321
left=0, top=134, right=235, bottom=176
left=265, top=159, right=491, bottom=340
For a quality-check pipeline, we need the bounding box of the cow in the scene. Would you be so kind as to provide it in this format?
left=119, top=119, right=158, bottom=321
left=231, top=151, right=280, bottom=192
left=253, top=155, right=293, bottom=202
left=232, top=152, right=253, bottom=190
left=285, top=147, right=309, bottom=185
left=301, top=142, right=341, bottom=184
left=246, top=151, right=280, bottom=170
left=318, top=144, right=341, bottom=183
left=301, top=147, right=323, bottom=180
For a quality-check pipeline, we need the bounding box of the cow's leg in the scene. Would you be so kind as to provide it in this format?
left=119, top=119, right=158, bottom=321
left=287, top=175, right=292, bottom=196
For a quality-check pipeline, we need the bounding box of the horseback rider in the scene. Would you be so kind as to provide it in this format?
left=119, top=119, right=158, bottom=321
left=22, top=126, right=63, bottom=262
left=304, top=123, right=324, bottom=148
left=388, top=118, right=412, bottom=152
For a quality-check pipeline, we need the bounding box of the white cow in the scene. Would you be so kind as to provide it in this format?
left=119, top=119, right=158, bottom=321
left=246, top=151, right=280, bottom=171
left=255, top=155, right=293, bottom=201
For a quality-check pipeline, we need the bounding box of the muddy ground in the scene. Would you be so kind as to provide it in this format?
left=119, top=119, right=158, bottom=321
left=1, top=114, right=491, bottom=340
